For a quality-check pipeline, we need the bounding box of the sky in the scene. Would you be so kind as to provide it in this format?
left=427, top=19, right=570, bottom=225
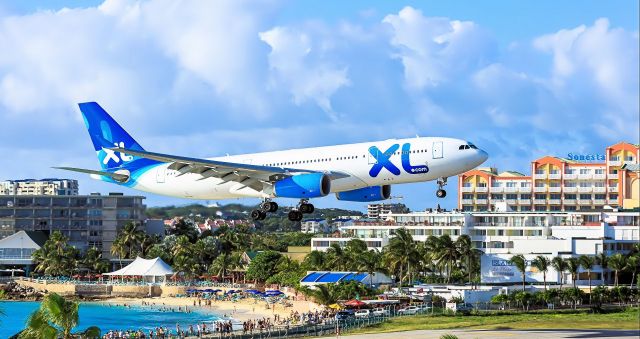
left=0, top=0, right=638, bottom=212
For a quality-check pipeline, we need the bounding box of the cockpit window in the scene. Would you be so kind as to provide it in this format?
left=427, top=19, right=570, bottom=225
left=459, top=143, right=478, bottom=150
left=469, top=144, right=477, bottom=149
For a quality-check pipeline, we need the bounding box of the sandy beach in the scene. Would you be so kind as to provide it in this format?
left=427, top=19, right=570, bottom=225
left=104, top=295, right=322, bottom=323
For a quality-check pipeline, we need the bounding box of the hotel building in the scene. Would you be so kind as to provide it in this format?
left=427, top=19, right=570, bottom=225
left=458, top=142, right=640, bottom=212
left=0, top=178, right=79, bottom=196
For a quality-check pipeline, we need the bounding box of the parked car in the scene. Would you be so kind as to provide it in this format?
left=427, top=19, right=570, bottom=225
left=354, top=309, right=371, bottom=318
left=372, top=307, right=390, bottom=316
left=335, top=310, right=355, bottom=320
left=455, top=303, right=474, bottom=315
left=397, top=305, right=420, bottom=315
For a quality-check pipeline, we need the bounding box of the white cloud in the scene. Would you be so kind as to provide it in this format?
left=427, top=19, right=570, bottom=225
left=259, top=26, right=350, bottom=120
left=382, top=6, right=495, bottom=90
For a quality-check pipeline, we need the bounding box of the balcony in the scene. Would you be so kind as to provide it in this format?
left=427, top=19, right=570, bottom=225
left=534, top=173, right=546, bottom=179
left=563, top=199, right=577, bottom=205
left=518, top=187, right=531, bottom=193
left=475, top=187, right=488, bottom=193
left=548, top=187, right=562, bottom=193
left=578, top=199, right=592, bottom=205
left=548, top=199, right=561, bottom=205
left=593, top=199, right=606, bottom=205
left=533, top=199, right=547, bottom=204
left=578, top=187, right=592, bottom=192
left=563, top=173, right=577, bottom=180
left=506, top=199, right=518, bottom=204
left=534, top=187, right=547, bottom=192
left=504, top=187, right=517, bottom=193
left=608, top=160, right=621, bottom=166
left=593, top=174, right=606, bottom=180
left=607, top=187, right=618, bottom=192
left=461, top=186, right=473, bottom=193
left=491, top=187, right=504, bottom=193
left=593, top=187, right=606, bottom=193
left=563, top=187, right=577, bottom=193
left=476, top=199, right=488, bottom=204
left=549, top=173, right=562, bottom=180
left=578, top=174, right=592, bottom=180
left=608, top=198, right=618, bottom=204
left=461, top=199, right=473, bottom=205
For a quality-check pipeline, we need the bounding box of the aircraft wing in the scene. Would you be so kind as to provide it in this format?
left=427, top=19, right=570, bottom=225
left=110, top=147, right=350, bottom=190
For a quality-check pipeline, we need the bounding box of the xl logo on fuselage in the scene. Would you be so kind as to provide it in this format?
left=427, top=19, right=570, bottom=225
left=368, top=143, right=429, bottom=177
left=101, top=142, right=133, bottom=165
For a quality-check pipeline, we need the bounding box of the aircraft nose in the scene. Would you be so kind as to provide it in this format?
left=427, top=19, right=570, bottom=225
left=474, top=149, right=489, bottom=166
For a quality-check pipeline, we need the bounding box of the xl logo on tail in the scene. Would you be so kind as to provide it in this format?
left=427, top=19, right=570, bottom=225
left=369, top=143, right=429, bottom=177
left=101, top=142, right=133, bottom=166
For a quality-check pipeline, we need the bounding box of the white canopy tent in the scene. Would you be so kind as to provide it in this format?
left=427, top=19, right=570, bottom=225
left=104, top=257, right=174, bottom=283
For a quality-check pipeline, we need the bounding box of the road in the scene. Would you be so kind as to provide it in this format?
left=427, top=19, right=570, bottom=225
left=322, top=329, right=640, bottom=338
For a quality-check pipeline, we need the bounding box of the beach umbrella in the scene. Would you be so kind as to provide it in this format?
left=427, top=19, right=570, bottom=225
left=203, top=289, right=215, bottom=293
left=328, top=304, right=342, bottom=310
left=344, top=299, right=366, bottom=308
left=245, top=289, right=260, bottom=293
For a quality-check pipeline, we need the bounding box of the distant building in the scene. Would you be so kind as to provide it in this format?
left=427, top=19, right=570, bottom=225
left=367, top=203, right=409, bottom=219
left=458, top=141, right=640, bottom=212
left=0, top=230, right=48, bottom=275
left=0, top=179, right=78, bottom=196
left=301, top=219, right=329, bottom=234
left=0, top=192, right=147, bottom=260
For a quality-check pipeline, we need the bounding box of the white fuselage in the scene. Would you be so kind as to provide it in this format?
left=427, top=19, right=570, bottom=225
left=123, top=137, right=487, bottom=200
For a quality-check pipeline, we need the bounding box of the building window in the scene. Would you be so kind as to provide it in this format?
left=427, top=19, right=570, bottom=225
left=625, top=156, right=634, bottom=161
left=610, top=194, right=618, bottom=199
left=565, top=205, right=577, bottom=211
left=550, top=194, right=561, bottom=200
left=535, top=194, right=546, bottom=199
left=579, top=194, right=591, bottom=200
left=595, top=169, right=604, bottom=174
left=491, top=194, right=503, bottom=200
left=506, top=182, right=517, bottom=187
left=477, top=194, right=488, bottom=199
left=610, top=156, right=620, bottom=161
left=506, top=194, right=518, bottom=199
left=579, top=182, right=590, bottom=187
left=462, top=194, right=473, bottom=199
left=520, top=206, right=531, bottom=211
left=520, top=194, right=531, bottom=199
left=565, top=194, right=576, bottom=199
left=579, top=169, right=590, bottom=174
left=535, top=169, right=545, bottom=174
left=595, top=194, right=606, bottom=199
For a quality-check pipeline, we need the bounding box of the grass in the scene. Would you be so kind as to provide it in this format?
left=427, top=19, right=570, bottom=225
left=350, top=307, right=640, bottom=334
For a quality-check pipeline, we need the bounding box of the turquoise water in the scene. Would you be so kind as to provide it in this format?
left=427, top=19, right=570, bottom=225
left=0, top=301, right=222, bottom=337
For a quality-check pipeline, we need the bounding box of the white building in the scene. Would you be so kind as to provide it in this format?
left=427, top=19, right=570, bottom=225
left=300, top=219, right=329, bottom=234
left=367, top=203, right=409, bottom=219
left=0, top=179, right=79, bottom=196
left=310, top=210, right=639, bottom=285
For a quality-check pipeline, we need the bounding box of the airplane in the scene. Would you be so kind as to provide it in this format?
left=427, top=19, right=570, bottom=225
left=56, top=102, right=489, bottom=222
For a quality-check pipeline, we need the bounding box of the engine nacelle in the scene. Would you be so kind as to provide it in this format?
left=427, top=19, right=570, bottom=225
left=273, top=173, right=331, bottom=198
left=336, top=185, right=391, bottom=202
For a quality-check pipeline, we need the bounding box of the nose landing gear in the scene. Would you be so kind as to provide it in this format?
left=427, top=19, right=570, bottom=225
left=436, top=177, right=448, bottom=198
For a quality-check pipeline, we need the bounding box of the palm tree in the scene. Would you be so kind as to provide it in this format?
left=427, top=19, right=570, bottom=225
left=81, top=247, right=109, bottom=274
left=117, top=222, right=144, bottom=258
left=607, top=253, right=626, bottom=287
left=566, top=257, right=580, bottom=289
left=387, top=228, right=418, bottom=286
left=110, top=238, right=126, bottom=269
left=358, top=250, right=384, bottom=288
left=307, top=284, right=337, bottom=306
left=625, top=254, right=639, bottom=287
left=532, top=255, right=551, bottom=290
left=455, top=235, right=475, bottom=284
left=19, top=293, right=100, bottom=339
left=32, top=231, right=78, bottom=277
left=325, top=243, right=348, bottom=271
left=596, top=252, right=608, bottom=284
left=303, top=250, right=326, bottom=271
left=421, top=236, right=440, bottom=281
left=510, top=254, right=527, bottom=291
left=579, top=255, right=596, bottom=302
left=434, top=235, right=459, bottom=284
left=552, top=256, right=567, bottom=289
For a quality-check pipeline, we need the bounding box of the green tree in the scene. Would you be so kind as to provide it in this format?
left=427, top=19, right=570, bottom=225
left=596, top=252, right=607, bottom=284
left=509, top=254, right=527, bottom=291
left=455, top=235, right=478, bottom=284
left=246, top=251, right=283, bottom=282
left=19, top=293, right=100, bottom=339
left=110, top=238, right=127, bottom=269
left=306, top=284, right=337, bottom=306
left=169, top=218, right=199, bottom=242
left=552, top=256, right=567, bottom=289
left=32, top=231, right=79, bottom=277
left=386, top=228, right=418, bottom=286
left=579, top=255, right=596, bottom=302
left=566, top=257, right=580, bottom=289
left=116, top=222, right=144, bottom=258
left=302, top=250, right=326, bottom=271
left=81, top=247, right=109, bottom=274
left=325, top=243, right=348, bottom=271
left=434, top=235, right=459, bottom=284
left=209, top=252, right=242, bottom=282
left=608, top=253, right=626, bottom=287
left=357, top=250, right=384, bottom=288
left=624, top=254, right=639, bottom=287
left=532, top=255, right=551, bottom=290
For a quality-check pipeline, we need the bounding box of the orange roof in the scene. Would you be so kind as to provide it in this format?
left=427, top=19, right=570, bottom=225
left=607, top=142, right=640, bottom=152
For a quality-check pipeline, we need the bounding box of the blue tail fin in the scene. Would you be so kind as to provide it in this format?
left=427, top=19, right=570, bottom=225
left=79, top=102, right=145, bottom=170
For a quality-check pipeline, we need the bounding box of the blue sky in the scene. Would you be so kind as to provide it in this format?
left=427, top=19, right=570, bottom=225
left=0, top=0, right=638, bottom=212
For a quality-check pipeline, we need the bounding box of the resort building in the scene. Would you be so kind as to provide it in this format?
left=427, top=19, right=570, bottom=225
left=0, top=230, right=48, bottom=276
left=367, top=203, right=409, bottom=219
left=300, top=218, right=329, bottom=233
left=458, top=142, right=640, bottom=212
left=0, top=178, right=79, bottom=196
left=310, top=209, right=639, bottom=285
left=0, top=192, right=148, bottom=259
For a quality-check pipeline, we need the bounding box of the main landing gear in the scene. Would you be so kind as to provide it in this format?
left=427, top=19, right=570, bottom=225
left=436, top=177, right=448, bottom=198
left=250, top=199, right=278, bottom=221
left=287, top=199, right=314, bottom=222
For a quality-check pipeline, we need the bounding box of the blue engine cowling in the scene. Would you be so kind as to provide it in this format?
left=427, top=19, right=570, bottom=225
left=336, top=185, right=391, bottom=202
left=273, top=173, right=331, bottom=198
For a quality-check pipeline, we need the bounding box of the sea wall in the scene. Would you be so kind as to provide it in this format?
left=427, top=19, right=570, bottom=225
left=15, top=279, right=172, bottom=298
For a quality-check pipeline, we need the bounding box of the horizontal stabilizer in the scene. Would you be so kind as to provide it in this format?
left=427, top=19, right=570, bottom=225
left=53, top=167, right=130, bottom=183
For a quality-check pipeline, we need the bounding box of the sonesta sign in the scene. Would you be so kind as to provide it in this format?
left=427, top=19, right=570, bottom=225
left=567, top=153, right=605, bottom=162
